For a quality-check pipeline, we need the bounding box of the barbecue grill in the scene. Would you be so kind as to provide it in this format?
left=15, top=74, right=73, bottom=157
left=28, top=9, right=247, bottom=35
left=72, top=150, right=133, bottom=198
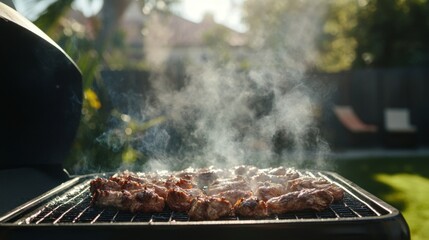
left=0, top=3, right=410, bottom=240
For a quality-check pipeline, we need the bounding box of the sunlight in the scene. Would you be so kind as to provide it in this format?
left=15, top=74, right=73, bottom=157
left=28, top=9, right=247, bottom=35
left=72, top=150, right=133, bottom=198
left=376, top=173, right=429, bottom=240
left=173, top=0, right=247, bottom=32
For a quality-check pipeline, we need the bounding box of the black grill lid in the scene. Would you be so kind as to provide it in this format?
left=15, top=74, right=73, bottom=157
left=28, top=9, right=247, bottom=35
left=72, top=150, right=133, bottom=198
left=0, top=3, right=82, bottom=168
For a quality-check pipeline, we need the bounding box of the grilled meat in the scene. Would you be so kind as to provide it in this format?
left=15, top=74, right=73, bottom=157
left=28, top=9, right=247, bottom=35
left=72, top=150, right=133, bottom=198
left=174, top=167, right=196, bottom=180
left=130, top=189, right=165, bottom=212
left=233, top=197, right=268, bottom=218
left=90, top=178, right=121, bottom=194
left=266, top=188, right=334, bottom=214
left=92, top=188, right=165, bottom=213
left=255, top=182, right=287, bottom=202
left=288, top=177, right=344, bottom=201
left=266, top=166, right=287, bottom=175
left=90, top=176, right=168, bottom=199
left=141, top=183, right=168, bottom=199
left=207, top=177, right=251, bottom=195
left=195, top=170, right=220, bottom=187
left=212, top=189, right=253, bottom=205
left=234, top=165, right=259, bottom=177
left=91, top=189, right=124, bottom=208
left=252, top=173, right=299, bottom=187
left=188, top=196, right=232, bottom=220
left=114, top=171, right=145, bottom=182
left=89, top=177, right=146, bottom=193
left=89, top=167, right=344, bottom=220
left=166, top=187, right=204, bottom=212
left=165, top=176, right=196, bottom=189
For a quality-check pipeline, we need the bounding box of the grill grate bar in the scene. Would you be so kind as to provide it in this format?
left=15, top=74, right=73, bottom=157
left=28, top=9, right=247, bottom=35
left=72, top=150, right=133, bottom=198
left=34, top=186, right=90, bottom=224
left=52, top=196, right=87, bottom=224
left=328, top=206, right=341, bottom=218
left=90, top=209, right=105, bottom=224
left=317, top=172, right=381, bottom=217
left=344, top=202, right=362, bottom=218
left=72, top=205, right=90, bottom=223
left=110, top=211, right=119, bottom=223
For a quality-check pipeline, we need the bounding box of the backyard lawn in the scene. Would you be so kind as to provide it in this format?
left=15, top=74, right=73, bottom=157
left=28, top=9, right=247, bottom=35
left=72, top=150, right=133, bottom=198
left=333, top=156, right=429, bottom=240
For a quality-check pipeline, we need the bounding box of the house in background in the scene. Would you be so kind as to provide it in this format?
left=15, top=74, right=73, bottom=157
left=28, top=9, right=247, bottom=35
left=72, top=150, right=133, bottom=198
left=118, top=1, right=247, bottom=69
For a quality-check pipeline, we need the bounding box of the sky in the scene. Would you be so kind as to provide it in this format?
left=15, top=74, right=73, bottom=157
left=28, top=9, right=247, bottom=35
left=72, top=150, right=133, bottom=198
left=12, top=0, right=247, bottom=33
left=172, top=0, right=247, bottom=32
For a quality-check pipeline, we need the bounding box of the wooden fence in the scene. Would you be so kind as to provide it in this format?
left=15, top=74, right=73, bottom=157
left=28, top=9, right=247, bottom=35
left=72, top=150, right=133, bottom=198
left=101, top=68, right=429, bottom=150
left=319, top=68, right=429, bottom=149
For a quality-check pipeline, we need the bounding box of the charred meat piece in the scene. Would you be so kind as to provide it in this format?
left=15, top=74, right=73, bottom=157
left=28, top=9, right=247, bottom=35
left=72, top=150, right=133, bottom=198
left=207, top=177, right=251, bottom=195
left=267, top=166, right=287, bottom=175
left=256, top=182, right=287, bottom=202
left=92, top=188, right=165, bottom=213
left=90, top=177, right=144, bottom=193
left=91, top=176, right=168, bottom=199
left=233, top=197, right=268, bottom=218
left=140, top=183, right=168, bottom=199
left=266, top=188, right=334, bottom=214
left=234, top=165, right=259, bottom=177
left=113, top=170, right=150, bottom=184
left=174, top=168, right=196, bottom=180
left=195, top=170, right=219, bottom=187
left=165, top=176, right=196, bottom=190
left=252, top=173, right=299, bottom=186
left=212, top=190, right=253, bottom=205
left=250, top=173, right=271, bottom=182
left=288, top=177, right=329, bottom=189
left=188, top=196, right=232, bottom=220
left=89, top=178, right=121, bottom=194
left=288, top=177, right=344, bottom=201
left=109, top=177, right=145, bottom=190
left=91, top=189, right=124, bottom=208
left=130, top=189, right=165, bottom=212
left=166, top=188, right=194, bottom=212
left=259, top=166, right=289, bottom=176
left=166, top=187, right=204, bottom=212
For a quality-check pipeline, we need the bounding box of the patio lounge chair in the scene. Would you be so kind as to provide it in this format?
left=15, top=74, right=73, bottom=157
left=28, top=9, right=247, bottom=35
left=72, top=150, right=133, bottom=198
left=332, top=105, right=378, bottom=148
left=384, top=108, right=417, bottom=148
left=333, top=105, right=378, bottom=133
left=384, top=108, right=416, bottom=132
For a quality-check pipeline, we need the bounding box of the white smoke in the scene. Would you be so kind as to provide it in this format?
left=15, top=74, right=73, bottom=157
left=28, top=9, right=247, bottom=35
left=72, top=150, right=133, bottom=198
left=99, top=1, right=332, bottom=171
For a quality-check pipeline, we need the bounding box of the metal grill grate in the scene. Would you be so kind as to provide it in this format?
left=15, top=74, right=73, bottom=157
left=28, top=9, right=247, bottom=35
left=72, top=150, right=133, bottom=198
left=19, top=173, right=380, bottom=225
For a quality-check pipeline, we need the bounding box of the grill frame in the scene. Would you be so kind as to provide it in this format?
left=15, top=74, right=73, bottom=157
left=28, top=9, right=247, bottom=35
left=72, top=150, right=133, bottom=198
left=0, top=171, right=410, bottom=240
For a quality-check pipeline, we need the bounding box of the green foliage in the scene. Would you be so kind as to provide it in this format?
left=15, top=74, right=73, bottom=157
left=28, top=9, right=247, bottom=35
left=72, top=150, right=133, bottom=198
left=33, top=0, right=74, bottom=36
left=31, top=0, right=179, bottom=174
left=242, top=0, right=326, bottom=70
left=352, top=0, right=429, bottom=68
left=243, top=0, right=320, bottom=49
left=202, top=25, right=233, bottom=64
left=317, top=0, right=358, bottom=72
left=243, top=0, right=429, bottom=72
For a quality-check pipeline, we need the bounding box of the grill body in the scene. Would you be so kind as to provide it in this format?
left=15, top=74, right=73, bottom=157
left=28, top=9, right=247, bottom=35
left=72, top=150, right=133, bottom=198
left=0, top=171, right=410, bottom=240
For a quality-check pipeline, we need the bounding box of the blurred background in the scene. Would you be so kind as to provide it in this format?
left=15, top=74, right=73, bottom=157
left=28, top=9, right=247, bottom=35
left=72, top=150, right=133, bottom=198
left=2, top=0, right=429, bottom=239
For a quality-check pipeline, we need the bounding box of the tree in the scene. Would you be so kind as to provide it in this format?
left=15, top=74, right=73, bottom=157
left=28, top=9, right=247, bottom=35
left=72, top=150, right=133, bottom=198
left=352, top=0, right=429, bottom=68
left=316, top=0, right=358, bottom=72
left=25, top=0, right=178, bottom=173
left=243, top=0, right=429, bottom=72
left=242, top=0, right=327, bottom=69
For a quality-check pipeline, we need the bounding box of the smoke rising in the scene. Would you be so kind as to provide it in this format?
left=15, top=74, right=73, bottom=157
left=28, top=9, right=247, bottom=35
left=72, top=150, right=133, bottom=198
left=97, top=1, right=332, bottom=172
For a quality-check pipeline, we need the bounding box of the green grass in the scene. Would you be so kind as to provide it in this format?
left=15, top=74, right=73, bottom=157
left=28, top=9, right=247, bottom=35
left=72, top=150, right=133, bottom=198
left=333, top=156, right=429, bottom=240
